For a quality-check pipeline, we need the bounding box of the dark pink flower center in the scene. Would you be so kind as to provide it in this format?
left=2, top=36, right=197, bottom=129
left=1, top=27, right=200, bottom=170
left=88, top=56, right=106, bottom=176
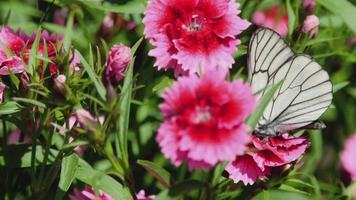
left=192, top=106, right=212, bottom=124
left=182, top=14, right=206, bottom=32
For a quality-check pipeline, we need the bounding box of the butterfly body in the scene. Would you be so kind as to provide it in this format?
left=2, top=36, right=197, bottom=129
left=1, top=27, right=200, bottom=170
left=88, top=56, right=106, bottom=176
left=248, top=28, right=333, bottom=137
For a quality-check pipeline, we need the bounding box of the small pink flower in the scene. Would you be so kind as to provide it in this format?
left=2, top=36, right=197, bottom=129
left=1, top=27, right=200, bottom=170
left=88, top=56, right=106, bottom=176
left=105, top=44, right=132, bottom=85
left=302, top=15, right=319, bottom=38
left=340, top=134, right=356, bottom=180
left=143, top=0, right=250, bottom=75
left=252, top=5, right=289, bottom=37
left=102, top=14, right=115, bottom=34
left=226, top=135, right=309, bottom=185
left=157, top=70, right=256, bottom=170
left=69, top=186, right=114, bottom=200
left=136, top=190, right=155, bottom=200
left=75, top=109, right=98, bottom=132
left=303, top=0, right=316, bottom=11
left=7, top=128, right=31, bottom=144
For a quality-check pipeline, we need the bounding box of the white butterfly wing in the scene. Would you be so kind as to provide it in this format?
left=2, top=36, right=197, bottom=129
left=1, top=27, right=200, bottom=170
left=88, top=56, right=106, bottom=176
left=248, top=28, right=333, bottom=134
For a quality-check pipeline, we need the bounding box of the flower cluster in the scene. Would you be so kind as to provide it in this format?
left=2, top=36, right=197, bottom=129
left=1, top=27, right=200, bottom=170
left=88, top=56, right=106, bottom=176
left=143, top=0, right=250, bottom=75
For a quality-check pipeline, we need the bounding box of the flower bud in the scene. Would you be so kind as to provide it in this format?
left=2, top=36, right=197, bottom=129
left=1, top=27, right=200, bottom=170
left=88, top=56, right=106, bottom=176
left=104, top=44, right=132, bottom=86
left=54, top=74, right=66, bottom=97
left=302, top=15, right=319, bottom=39
left=303, top=0, right=316, bottom=12
left=75, top=109, right=97, bottom=132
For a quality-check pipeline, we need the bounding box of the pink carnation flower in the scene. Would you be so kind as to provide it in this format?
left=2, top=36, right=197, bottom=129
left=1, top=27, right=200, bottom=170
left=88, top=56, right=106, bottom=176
left=157, top=70, right=256, bottom=170
left=143, top=0, right=250, bottom=75
left=69, top=186, right=113, bottom=200
left=252, top=5, right=289, bottom=37
left=226, top=135, right=309, bottom=185
left=302, top=15, right=319, bottom=39
left=105, top=44, right=132, bottom=85
left=136, top=190, right=155, bottom=200
left=340, top=134, right=356, bottom=180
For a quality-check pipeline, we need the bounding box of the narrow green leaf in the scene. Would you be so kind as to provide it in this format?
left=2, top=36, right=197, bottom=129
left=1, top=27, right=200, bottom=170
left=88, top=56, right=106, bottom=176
left=63, top=11, right=74, bottom=51
left=333, top=81, right=349, bottom=93
left=75, top=165, right=132, bottom=200
left=12, top=97, right=47, bottom=109
left=28, top=28, right=42, bottom=76
left=252, top=190, right=310, bottom=200
left=247, top=81, right=284, bottom=128
left=316, top=0, right=356, bottom=33
left=137, top=160, right=171, bottom=188
left=168, top=180, right=205, bottom=196
left=77, top=52, right=107, bottom=101
left=286, top=0, right=296, bottom=37
left=75, top=0, right=145, bottom=14
left=0, top=101, right=23, bottom=115
left=58, top=154, right=79, bottom=192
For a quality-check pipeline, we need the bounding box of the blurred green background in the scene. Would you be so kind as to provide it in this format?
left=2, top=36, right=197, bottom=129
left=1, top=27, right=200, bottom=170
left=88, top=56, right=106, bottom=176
left=0, top=0, right=355, bottom=199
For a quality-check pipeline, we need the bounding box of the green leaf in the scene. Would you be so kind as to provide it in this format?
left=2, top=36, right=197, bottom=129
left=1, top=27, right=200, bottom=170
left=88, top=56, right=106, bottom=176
left=116, top=38, right=143, bottom=163
left=247, top=81, right=284, bottom=128
left=0, top=101, right=22, bottom=115
left=333, top=81, right=349, bottom=93
left=152, top=76, right=174, bottom=96
left=252, top=190, right=311, bottom=200
left=63, top=11, right=74, bottom=51
left=12, top=97, right=47, bottom=109
left=9, top=72, right=20, bottom=90
left=58, top=154, right=79, bottom=192
left=316, top=0, right=356, bottom=34
left=0, top=144, right=58, bottom=168
left=137, top=160, right=171, bottom=188
left=28, top=28, right=41, bottom=76
left=286, top=0, right=296, bottom=37
left=77, top=51, right=107, bottom=101
left=75, top=164, right=132, bottom=200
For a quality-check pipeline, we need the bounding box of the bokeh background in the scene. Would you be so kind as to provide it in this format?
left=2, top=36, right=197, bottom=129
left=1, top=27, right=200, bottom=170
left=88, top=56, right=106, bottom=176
left=0, top=0, right=355, bottom=199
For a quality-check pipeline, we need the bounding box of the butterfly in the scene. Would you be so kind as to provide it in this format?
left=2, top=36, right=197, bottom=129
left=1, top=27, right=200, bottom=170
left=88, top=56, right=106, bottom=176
left=248, top=28, right=333, bottom=136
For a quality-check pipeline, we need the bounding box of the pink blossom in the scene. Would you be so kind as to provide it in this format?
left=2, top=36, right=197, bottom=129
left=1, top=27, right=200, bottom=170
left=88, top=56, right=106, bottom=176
left=136, top=190, right=155, bottom=200
left=302, top=15, right=319, bottom=38
left=105, top=44, right=132, bottom=85
left=252, top=5, right=289, bottom=37
left=303, top=0, right=316, bottom=11
left=7, top=128, right=31, bottom=145
left=341, top=134, right=356, bottom=180
left=0, top=82, right=5, bottom=103
left=157, top=70, right=256, bottom=170
left=75, top=109, right=98, bottom=132
left=143, top=0, right=250, bottom=75
left=226, top=135, right=309, bottom=185
left=69, top=186, right=113, bottom=200
left=102, top=14, right=115, bottom=34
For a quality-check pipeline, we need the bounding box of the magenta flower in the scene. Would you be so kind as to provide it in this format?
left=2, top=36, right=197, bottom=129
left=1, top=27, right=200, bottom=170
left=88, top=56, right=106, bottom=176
left=157, top=70, right=256, bottom=170
left=226, top=135, right=309, bottom=185
left=252, top=5, right=289, bottom=37
left=341, top=134, right=356, bottom=181
left=105, top=44, right=132, bottom=85
left=69, top=186, right=113, bottom=200
left=143, top=0, right=250, bottom=75
left=136, top=190, right=155, bottom=200
left=53, top=9, right=68, bottom=26
left=302, top=15, right=319, bottom=39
